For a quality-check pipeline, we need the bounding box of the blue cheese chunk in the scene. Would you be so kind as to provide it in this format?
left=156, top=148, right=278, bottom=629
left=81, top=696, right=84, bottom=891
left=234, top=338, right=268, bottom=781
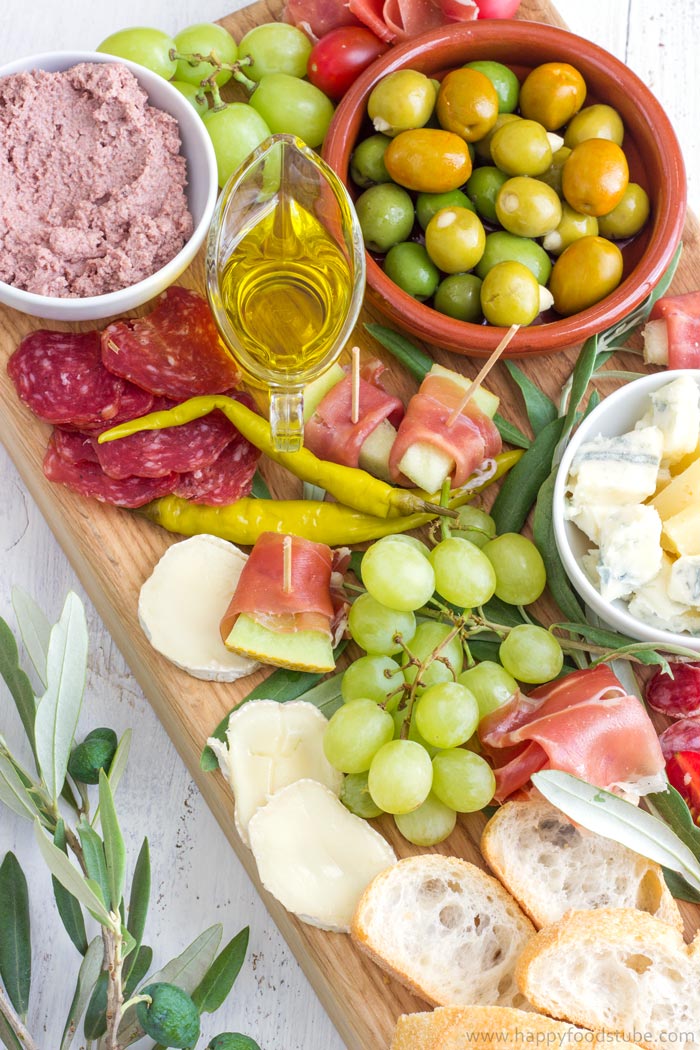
left=636, top=375, right=700, bottom=466
left=628, top=555, right=700, bottom=635
left=564, top=503, right=615, bottom=545
left=596, top=504, right=663, bottom=602
left=567, top=426, right=663, bottom=506
left=668, top=556, right=700, bottom=607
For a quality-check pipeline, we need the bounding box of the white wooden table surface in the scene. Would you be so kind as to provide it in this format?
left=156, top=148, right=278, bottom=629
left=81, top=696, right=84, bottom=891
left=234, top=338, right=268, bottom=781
left=0, top=2, right=697, bottom=1047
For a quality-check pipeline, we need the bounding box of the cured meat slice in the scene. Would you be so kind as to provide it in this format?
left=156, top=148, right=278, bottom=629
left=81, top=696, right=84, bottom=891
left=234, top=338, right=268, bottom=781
left=8, top=330, right=125, bottom=428
left=649, top=290, right=700, bottom=369
left=62, top=382, right=156, bottom=434
left=94, top=410, right=236, bottom=480
left=174, top=432, right=260, bottom=506
left=101, top=286, right=240, bottom=399
left=283, top=0, right=361, bottom=39
left=304, top=359, right=403, bottom=468
left=348, top=0, right=477, bottom=42
left=52, top=428, right=100, bottom=465
left=43, top=437, right=178, bottom=508
left=659, top=718, right=700, bottom=760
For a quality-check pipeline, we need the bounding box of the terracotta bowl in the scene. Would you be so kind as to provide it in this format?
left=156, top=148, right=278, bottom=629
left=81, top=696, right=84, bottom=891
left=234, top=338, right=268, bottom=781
left=322, top=20, right=687, bottom=359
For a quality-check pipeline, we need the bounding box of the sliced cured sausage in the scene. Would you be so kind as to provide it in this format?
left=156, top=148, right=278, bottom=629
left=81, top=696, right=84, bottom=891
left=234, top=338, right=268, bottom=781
left=94, top=410, right=236, bottom=480
left=174, top=433, right=260, bottom=506
left=44, top=437, right=178, bottom=508
left=101, top=286, right=240, bottom=399
left=52, top=428, right=100, bottom=465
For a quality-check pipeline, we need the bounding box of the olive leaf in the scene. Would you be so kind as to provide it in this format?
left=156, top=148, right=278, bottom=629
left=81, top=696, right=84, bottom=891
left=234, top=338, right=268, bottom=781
left=11, top=586, right=51, bottom=690
left=59, top=935, right=103, bottom=1050
left=302, top=674, right=344, bottom=719
left=52, top=820, right=88, bottom=955
left=505, top=361, right=557, bottom=435
left=553, top=622, right=700, bottom=670
left=303, top=481, right=328, bottom=502
left=556, top=333, right=599, bottom=458
left=34, top=592, right=88, bottom=803
left=34, top=821, right=112, bottom=927
left=0, top=616, right=37, bottom=765
left=647, top=784, right=700, bottom=858
left=493, top=413, right=531, bottom=450
left=0, top=852, right=31, bottom=1019
left=97, top=770, right=126, bottom=910
left=490, top=416, right=565, bottom=535
left=0, top=751, right=42, bottom=824
left=124, top=945, right=153, bottom=997
left=251, top=471, right=271, bottom=499
left=365, top=322, right=432, bottom=381
left=90, top=729, right=132, bottom=829
left=124, top=837, right=150, bottom=979
left=77, top=822, right=110, bottom=912
left=192, top=926, right=249, bottom=1014
left=83, top=971, right=108, bottom=1041
left=532, top=470, right=586, bottom=626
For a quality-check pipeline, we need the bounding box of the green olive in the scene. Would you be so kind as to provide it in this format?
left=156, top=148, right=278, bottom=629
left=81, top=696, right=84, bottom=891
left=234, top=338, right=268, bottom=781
left=350, top=134, right=392, bottom=187
left=537, top=146, right=571, bottom=196
left=416, top=189, right=475, bottom=231
left=563, top=104, right=625, bottom=148
left=464, top=60, right=520, bottom=113
left=490, top=119, right=553, bottom=177
left=481, top=261, right=541, bottom=326
left=434, top=273, right=483, bottom=322
left=549, top=235, right=624, bottom=316
left=425, top=207, right=486, bottom=274
left=474, top=112, right=520, bottom=162
left=597, top=182, right=650, bottom=239
left=355, top=183, right=415, bottom=253
left=384, top=242, right=440, bottom=300
left=368, top=69, right=436, bottom=136
left=495, top=177, right=562, bottom=238
left=475, top=230, right=552, bottom=285
left=68, top=728, right=118, bottom=785
left=136, top=984, right=200, bottom=1048
left=466, top=166, right=510, bottom=224
left=542, top=202, right=599, bottom=255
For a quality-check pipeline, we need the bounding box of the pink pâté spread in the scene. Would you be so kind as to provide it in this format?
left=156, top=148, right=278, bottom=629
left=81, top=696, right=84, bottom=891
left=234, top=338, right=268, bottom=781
left=0, top=62, right=194, bottom=297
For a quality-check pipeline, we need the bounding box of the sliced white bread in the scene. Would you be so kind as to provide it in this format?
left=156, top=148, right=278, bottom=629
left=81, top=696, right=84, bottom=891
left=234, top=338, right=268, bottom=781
left=391, top=1005, right=645, bottom=1050
left=516, top=907, right=700, bottom=1050
left=481, top=800, right=682, bottom=930
left=351, top=855, right=536, bottom=1009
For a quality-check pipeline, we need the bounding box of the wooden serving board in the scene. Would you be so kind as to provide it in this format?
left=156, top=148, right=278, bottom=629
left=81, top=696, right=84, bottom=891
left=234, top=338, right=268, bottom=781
left=2, top=2, right=700, bottom=1046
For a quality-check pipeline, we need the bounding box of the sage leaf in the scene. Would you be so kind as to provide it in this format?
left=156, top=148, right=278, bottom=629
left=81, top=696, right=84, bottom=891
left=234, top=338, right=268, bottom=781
left=557, top=334, right=599, bottom=456
left=365, top=322, right=432, bottom=381
left=0, top=852, right=31, bottom=1018
left=0, top=752, right=41, bottom=823
left=661, top=867, right=700, bottom=903
left=97, top=770, right=126, bottom=910
left=34, top=821, right=112, bottom=926
left=493, top=413, right=531, bottom=450
left=78, top=822, right=110, bottom=911
left=124, top=945, right=153, bottom=998
left=533, top=770, right=700, bottom=893
left=148, top=924, right=223, bottom=992
left=52, top=820, right=88, bottom=955
left=553, top=622, right=699, bottom=668
left=11, top=587, right=51, bottom=690
left=0, top=1013, right=23, bottom=1050
left=59, top=935, right=103, bottom=1050
left=90, top=729, right=132, bottom=828
left=0, top=616, right=37, bottom=765
left=533, top=470, right=585, bottom=624
left=192, top=926, right=249, bottom=1014
left=647, top=784, right=700, bottom=857
left=125, top=837, right=150, bottom=976
left=35, top=592, right=88, bottom=803
left=490, top=416, right=565, bottom=535
left=505, top=362, right=557, bottom=435
left=251, top=471, right=271, bottom=499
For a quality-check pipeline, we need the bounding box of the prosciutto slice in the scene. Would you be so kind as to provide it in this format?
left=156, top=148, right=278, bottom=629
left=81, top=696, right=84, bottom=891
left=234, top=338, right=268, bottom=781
left=649, top=290, right=700, bottom=369
left=283, top=0, right=361, bottom=40
left=479, top=666, right=666, bottom=803
left=285, top=0, right=477, bottom=44
left=220, top=533, right=350, bottom=642
left=305, top=359, right=403, bottom=467
left=389, top=371, right=502, bottom=487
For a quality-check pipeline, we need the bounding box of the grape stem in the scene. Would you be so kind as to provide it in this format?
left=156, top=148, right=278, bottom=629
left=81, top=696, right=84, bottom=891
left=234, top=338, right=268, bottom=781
left=397, top=621, right=464, bottom=739
left=168, top=48, right=257, bottom=96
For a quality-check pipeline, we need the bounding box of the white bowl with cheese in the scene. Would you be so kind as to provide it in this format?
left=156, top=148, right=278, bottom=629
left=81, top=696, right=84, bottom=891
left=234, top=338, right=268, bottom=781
left=553, top=369, right=700, bottom=652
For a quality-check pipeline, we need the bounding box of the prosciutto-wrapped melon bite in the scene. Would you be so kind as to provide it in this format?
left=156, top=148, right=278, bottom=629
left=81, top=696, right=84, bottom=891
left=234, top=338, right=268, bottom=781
left=643, top=289, right=700, bottom=369
left=220, top=532, right=349, bottom=672
left=389, top=363, right=502, bottom=494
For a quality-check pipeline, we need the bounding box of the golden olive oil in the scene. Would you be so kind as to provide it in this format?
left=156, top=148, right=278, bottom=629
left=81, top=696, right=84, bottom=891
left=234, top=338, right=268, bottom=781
left=219, top=198, right=352, bottom=381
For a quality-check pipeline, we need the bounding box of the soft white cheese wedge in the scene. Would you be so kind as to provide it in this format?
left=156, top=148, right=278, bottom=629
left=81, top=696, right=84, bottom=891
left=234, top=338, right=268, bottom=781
left=668, top=555, right=700, bottom=607
left=596, top=504, right=663, bottom=602
left=207, top=700, right=342, bottom=846
left=637, top=375, right=700, bottom=465
left=628, top=555, right=700, bottom=634
left=566, top=426, right=663, bottom=505
left=248, top=779, right=396, bottom=932
left=138, top=535, right=258, bottom=682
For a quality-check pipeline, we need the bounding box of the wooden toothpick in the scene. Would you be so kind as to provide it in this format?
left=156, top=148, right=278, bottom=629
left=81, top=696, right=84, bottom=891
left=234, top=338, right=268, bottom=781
left=351, top=345, right=361, bottom=424
left=282, top=535, right=293, bottom=594
left=446, top=324, right=520, bottom=427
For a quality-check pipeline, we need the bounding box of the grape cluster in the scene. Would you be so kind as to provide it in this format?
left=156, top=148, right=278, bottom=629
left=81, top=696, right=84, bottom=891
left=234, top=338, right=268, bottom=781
left=326, top=518, right=565, bottom=846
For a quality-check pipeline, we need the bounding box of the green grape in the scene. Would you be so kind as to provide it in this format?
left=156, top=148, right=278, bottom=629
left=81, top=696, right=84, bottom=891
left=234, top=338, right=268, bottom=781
left=482, top=533, right=547, bottom=606
left=458, top=661, right=518, bottom=720
left=394, top=792, right=457, bottom=846
left=379, top=534, right=431, bottom=558
left=203, top=104, right=271, bottom=189
left=430, top=537, right=497, bottom=608
left=368, top=740, right=433, bottom=814
left=362, top=538, right=435, bottom=612
left=340, top=771, right=384, bottom=818
left=391, top=706, right=440, bottom=757
left=499, top=625, right=563, bottom=684
left=402, top=622, right=464, bottom=688
left=173, top=23, right=238, bottom=87
left=323, top=698, right=394, bottom=773
left=238, top=23, right=312, bottom=81
left=431, top=749, right=496, bottom=812
left=414, top=682, right=479, bottom=749
left=170, top=80, right=209, bottom=117
left=249, top=73, right=334, bottom=148
left=341, top=655, right=404, bottom=705
left=454, top=506, right=496, bottom=548
left=348, top=592, right=416, bottom=656
left=97, top=27, right=177, bottom=80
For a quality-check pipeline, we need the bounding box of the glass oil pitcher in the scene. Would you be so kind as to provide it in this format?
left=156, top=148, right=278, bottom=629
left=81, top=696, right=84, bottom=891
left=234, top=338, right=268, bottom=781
left=206, top=134, right=366, bottom=452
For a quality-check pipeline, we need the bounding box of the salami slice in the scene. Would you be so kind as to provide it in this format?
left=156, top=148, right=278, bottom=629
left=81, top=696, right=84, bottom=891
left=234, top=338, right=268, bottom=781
left=8, top=330, right=125, bottom=428
left=94, top=410, right=236, bottom=480
left=101, top=286, right=240, bottom=399
left=658, top=718, right=700, bottom=760
left=174, top=432, right=260, bottom=505
left=44, top=437, right=178, bottom=508
left=52, top=428, right=100, bottom=465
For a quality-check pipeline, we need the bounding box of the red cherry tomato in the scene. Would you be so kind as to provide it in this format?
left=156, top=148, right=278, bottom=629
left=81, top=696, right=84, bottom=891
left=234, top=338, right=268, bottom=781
left=307, top=27, right=389, bottom=101
left=477, top=0, right=522, bottom=16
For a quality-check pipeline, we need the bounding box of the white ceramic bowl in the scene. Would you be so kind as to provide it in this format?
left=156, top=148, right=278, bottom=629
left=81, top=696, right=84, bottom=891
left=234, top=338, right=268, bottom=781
left=553, top=369, right=700, bottom=653
left=0, top=51, right=218, bottom=322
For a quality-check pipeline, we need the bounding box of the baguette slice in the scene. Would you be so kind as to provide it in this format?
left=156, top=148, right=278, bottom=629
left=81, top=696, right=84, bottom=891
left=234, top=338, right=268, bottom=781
left=516, top=907, right=700, bottom=1050
left=351, top=855, right=536, bottom=1009
left=481, top=800, right=682, bottom=930
left=391, top=1006, right=645, bottom=1050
